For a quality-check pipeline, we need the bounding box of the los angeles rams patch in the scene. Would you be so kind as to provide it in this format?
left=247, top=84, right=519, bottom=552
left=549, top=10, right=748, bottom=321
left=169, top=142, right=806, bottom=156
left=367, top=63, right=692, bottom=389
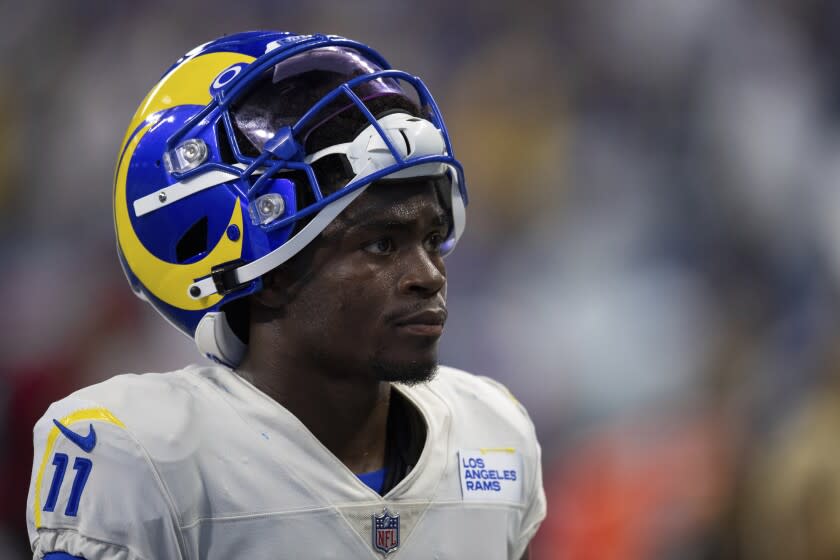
left=458, top=448, right=523, bottom=503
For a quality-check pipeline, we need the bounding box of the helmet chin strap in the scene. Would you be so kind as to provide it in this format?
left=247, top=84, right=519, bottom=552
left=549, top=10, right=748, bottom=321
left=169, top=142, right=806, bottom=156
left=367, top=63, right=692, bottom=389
left=193, top=112, right=465, bottom=367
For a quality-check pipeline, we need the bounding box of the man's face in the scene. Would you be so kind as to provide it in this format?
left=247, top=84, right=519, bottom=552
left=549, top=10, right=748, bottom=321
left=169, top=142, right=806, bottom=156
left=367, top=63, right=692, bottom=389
left=278, top=177, right=450, bottom=384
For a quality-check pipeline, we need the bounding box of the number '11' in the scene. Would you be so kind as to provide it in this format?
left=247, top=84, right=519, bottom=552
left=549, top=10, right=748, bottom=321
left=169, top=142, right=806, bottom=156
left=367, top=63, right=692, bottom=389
left=43, top=453, right=93, bottom=516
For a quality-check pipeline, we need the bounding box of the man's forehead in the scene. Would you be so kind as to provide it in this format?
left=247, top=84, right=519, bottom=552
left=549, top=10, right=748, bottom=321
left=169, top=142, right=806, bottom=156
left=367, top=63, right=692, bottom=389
left=332, top=179, right=448, bottom=230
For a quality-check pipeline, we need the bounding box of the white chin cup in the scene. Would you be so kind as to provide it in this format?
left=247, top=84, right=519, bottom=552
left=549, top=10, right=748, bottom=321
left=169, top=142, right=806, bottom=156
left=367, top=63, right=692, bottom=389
left=195, top=311, right=246, bottom=367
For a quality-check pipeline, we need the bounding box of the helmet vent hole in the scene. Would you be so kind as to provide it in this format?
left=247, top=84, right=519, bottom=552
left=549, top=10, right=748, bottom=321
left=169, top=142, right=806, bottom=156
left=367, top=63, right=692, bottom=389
left=176, top=216, right=208, bottom=262
left=398, top=129, right=411, bottom=154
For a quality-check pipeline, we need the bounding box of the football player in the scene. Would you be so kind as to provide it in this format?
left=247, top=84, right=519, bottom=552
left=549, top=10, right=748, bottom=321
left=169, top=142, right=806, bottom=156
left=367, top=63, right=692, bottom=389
left=26, top=31, right=545, bottom=559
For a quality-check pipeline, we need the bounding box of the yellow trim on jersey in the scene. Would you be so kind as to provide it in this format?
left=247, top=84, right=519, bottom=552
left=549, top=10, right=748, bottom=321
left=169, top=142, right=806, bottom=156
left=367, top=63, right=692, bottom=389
left=34, top=408, right=125, bottom=528
left=480, top=447, right=517, bottom=454
left=114, top=123, right=244, bottom=310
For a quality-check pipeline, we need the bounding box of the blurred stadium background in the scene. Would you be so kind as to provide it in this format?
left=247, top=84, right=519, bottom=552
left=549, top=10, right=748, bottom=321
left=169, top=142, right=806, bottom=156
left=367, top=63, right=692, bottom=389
left=4, top=1, right=840, bottom=558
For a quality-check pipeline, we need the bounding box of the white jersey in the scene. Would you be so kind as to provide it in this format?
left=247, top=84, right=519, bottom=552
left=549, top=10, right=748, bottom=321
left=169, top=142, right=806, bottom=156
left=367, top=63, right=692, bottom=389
left=26, top=365, right=546, bottom=559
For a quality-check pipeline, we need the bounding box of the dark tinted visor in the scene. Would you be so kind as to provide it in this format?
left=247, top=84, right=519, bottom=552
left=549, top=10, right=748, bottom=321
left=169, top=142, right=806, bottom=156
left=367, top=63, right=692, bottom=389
left=231, top=47, right=425, bottom=155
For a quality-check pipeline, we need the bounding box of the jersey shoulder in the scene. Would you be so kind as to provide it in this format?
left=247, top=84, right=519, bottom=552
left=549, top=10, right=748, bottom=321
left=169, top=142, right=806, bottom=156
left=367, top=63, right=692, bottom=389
left=26, top=365, right=222, bottom=559
left=410, top=365, right=542, bottom=481
left=424, top=365, right=538, bottom=441
left=60, top=365, right=213, bottom=439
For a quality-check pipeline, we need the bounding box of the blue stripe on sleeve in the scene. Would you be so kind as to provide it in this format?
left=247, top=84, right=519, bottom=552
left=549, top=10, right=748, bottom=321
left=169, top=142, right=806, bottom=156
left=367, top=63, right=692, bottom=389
left=44, top=553, right=86, bottom=560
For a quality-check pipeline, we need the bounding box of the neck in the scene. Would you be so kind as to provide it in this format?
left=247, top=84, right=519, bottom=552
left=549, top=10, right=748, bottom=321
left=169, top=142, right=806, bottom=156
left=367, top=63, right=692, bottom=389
left=236, top=326, right=391, bottom=475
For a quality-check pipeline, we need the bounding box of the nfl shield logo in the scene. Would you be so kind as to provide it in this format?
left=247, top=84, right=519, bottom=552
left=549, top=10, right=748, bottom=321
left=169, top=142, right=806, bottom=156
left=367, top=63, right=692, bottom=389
left=372, top=508, right=400, bottom=555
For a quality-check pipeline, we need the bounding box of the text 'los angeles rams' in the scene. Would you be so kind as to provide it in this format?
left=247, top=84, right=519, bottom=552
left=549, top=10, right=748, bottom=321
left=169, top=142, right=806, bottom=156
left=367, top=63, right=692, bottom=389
left=461, top=457, right=517, bottom=491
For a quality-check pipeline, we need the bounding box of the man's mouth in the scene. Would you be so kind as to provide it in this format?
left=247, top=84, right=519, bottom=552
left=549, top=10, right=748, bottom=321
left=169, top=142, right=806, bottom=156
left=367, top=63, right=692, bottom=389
left=393, top=308, right=447, bottom=337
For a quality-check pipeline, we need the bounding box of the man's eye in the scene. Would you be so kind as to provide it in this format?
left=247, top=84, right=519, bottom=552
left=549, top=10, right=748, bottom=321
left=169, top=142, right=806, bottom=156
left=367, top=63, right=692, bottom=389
left=424, top=233, right=444, bottom=252
left=363, top=239, right=394, bottom=254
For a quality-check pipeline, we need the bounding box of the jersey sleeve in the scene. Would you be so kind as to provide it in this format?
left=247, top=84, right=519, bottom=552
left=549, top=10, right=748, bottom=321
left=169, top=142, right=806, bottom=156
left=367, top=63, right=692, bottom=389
left=475, top=375, right=548, bottom=555
left=516, top=436, right=547, bottom=554
left=26, top=396, right=183, bottom=560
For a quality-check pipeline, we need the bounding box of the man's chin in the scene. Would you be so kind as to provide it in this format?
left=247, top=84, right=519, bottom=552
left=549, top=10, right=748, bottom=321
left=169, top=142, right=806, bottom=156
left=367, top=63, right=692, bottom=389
left=372, top=359, right=439, bottom=386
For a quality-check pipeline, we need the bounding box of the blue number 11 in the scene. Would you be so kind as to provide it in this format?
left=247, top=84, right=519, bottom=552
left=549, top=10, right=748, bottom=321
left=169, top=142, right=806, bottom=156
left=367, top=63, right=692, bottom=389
left=43, top=453, right=93, bottom=517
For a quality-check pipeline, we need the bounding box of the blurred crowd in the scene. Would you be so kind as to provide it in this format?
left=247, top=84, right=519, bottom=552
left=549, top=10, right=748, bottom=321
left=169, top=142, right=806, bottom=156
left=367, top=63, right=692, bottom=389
left=3, top=0, right=840, bottom=558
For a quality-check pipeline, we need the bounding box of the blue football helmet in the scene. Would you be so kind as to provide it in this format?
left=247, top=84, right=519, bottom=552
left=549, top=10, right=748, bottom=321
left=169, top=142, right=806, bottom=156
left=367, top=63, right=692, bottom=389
left=114, top=31, right=467, bottom=366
